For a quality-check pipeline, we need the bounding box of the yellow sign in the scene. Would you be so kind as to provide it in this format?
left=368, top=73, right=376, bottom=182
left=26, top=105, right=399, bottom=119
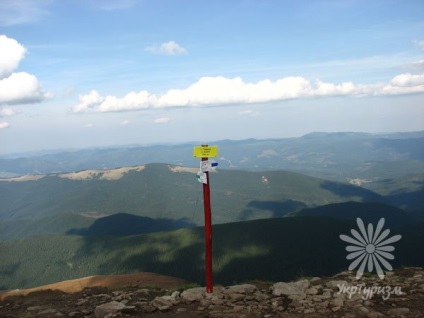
left=193, top=146, right=218, bottom=158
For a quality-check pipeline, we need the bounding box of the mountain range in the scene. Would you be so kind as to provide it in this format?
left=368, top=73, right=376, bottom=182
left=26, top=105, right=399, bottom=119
left=0, top=131, right=423, bottom=290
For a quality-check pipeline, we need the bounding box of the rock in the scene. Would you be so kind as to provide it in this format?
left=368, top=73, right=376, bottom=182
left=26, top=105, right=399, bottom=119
left=225, top=284, right=257, bottom=294
left=326, top=280, right=348, bottom=289
left=228, top=293, right=245, bottom=301
left=272, top=280, right=310, bottom=296
left=27, top=306, right=44, bottom=312
left=176, top=307, right=187, bottom=313
left=354, top=306, right=370, bottom=317
left=152, top=296, right=177, bottom=311
left=38, top=308, right=57, bottom=315
left=367, top=312, right=385, bottom=318
left=170, top=290, right=180, bottom=300
left=331, top=297, right=344, bottom=307
left=94, top=301, right=126, bottom=318
left=306, top=287, right=319, bottom=295
left=387, top=307, right=410, bottom=317
left=181, top=287, right=205, bottom=303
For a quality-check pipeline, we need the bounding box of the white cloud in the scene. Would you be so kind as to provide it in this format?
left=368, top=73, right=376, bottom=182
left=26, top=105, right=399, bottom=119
left=0, top=0, right=52, bottom=26
left=85, top=123, right=94, bottom=128
left=390, top=73, right=424, bottom=87
left=0, top=121, right=9, bottom=129
left=0, top=35, right=27, bottom=79
left=71, top=73, right=424, bottom=113
left=145, top=41, right=187, bottom=55
left=121, top=120, right=130, bottom=125
left=0, top=72, right=51, bottom=104
left=154, top=117, right=171, bottom=124
left=73, top=90, right=104, bottom=112
left=0, top=35, right=51, bottom=105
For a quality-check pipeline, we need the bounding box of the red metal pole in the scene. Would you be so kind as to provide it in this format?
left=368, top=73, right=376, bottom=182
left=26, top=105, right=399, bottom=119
left=202, top=155, right=213, bottom=293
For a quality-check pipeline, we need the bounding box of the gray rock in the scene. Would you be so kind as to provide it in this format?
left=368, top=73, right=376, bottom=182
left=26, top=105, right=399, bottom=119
left=387, top=307, right=410, bottom=317
left=272, top=280, right=310, bottom=296
left=152, top=296, right=177, bottom=311
left=225, top=284, right=257, bottom=294
left=326, top=280, right=348, bottom=289
left=181, top=287, right=205, bottom=303
left=354, top=306, right=370, bottom=317
left=94, top=301, right=126, bottom=318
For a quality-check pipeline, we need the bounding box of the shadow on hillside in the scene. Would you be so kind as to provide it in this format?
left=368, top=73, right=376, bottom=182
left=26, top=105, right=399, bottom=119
left=67, top=213, right=195, bottom=236
left=69, top=217, right=366, bottom=286
left=0, top=263, right=21, bottom=290
left=239, top=199, right=307, bottom=220
left=320, top=181, right=382, bottom=201
left=384, top=186, right=424, bottom=211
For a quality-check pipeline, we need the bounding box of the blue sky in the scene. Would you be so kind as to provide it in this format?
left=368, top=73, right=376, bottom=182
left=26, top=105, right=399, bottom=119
left=0, top=0, right=423, bottom=154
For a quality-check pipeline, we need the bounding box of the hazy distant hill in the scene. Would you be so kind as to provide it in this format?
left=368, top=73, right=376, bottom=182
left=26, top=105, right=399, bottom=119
left=1, top=132, right=424, bottom=185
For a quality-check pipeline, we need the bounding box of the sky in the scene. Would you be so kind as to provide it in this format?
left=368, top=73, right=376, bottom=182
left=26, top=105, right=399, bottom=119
left=0, top=0, right=423, bottom=155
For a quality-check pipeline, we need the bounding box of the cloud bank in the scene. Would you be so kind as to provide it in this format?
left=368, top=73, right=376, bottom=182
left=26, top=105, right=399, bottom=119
left=0, top=35, right=51, bottom=105
left=72, top=73, right=424, bottom=113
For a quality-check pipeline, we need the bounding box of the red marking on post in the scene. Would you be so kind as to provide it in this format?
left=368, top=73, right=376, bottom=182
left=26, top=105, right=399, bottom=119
left=201, top=146, right=213, bottom=294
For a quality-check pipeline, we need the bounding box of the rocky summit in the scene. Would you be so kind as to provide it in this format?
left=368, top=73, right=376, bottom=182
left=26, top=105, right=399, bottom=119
left=1, top=268, right=423, bottom=318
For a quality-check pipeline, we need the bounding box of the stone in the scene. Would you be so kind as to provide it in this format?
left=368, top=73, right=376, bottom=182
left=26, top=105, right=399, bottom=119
left=354, top=306, right=370, bottom=318
left=27, top=306, right=44, bottom=312
left=94, top=301, right=126, bottom=318
left=367, top=312, right=385, bottom=318
left=326, top=280, right=348, bottom=289
left=331, top=297, right=344, bottom=307
left=38, top=308, right=57, bottom=315
left=181, top=287, right=205, bottom=303
left=228, top=293, right=245, bottom=301
left=306, top=287, right=319, bottom=295
left=272, top=280, right=310, bottom=296
left=387, top=307, right=410, bottom=317
left=152, top=296, right=176, bottom=311
left=225, top=284, right=257, bottom=294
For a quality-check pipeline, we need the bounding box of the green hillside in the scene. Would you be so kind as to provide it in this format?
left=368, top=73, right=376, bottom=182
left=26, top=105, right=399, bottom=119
left=1, top=212, right=423, bottom=291
left=0, top=163, right=386, bottom=239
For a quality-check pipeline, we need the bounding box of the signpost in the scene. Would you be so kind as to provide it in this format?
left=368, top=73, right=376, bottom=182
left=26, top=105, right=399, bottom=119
left=193, top=145, right=218, bottom=294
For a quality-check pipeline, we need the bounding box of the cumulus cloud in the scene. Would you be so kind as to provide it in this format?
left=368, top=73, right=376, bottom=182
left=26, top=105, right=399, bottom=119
left=0, top=72, right=51, bottom=104
left=154, top=117, right=171, bottom=124
left=71, top=72, right=424, bottom=113
left=145, top=41, right=187, bottom=55
left=390, top=73, right=424, bottom=87
left=0, top=121, right=9, bottom=129
left=0, top=35, right=51, bottom=105
left=0, top=35, right=26, bottom=79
